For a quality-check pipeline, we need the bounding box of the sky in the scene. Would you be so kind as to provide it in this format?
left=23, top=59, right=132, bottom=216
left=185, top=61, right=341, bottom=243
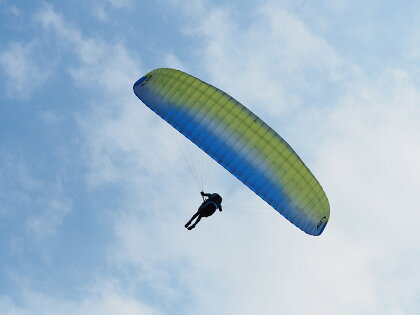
left=1, top=0, right=420, bottom=314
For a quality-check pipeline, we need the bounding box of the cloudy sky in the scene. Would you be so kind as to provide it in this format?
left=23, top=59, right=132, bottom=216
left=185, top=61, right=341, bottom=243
left=1, top=0, right=419, bottom=314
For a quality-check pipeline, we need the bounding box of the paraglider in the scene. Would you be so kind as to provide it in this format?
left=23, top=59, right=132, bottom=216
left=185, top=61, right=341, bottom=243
left=185, top=192, right=223, bottom=230
left=133, top=68, right=330, bottom=236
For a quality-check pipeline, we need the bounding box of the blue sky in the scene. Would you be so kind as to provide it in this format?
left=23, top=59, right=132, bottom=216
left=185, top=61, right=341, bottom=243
left=1, top=0, right=420, bottom=314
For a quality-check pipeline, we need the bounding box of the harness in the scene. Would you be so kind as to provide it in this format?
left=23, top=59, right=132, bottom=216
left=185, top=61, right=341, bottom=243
left=205, top=200, right=218, bottom=209
left=200, top=199, right=218, bottom=209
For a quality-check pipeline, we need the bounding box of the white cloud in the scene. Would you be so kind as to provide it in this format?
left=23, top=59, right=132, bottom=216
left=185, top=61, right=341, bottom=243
left=405, top=28, right=420, bottom=63
left=102, top=1, right=420, bottom=314
left=162, top=53, right=188, bottom=72
left=319, top=68, right=420, bottom=241
left=91, top=0, right=134, bottom=21
left=19, top=2, right=420, bottom=314
left=25, top=195, right=71, bottom=240
left=7, top=4, right=21, bottom=16
left=40, top=111, right=63, bottom=124
left=313, top=68, right=420, bottom=314
left=105, top=0, right=133, bottom=9
left=0, top=1, right=22, bottom=16
left=0, top=42, right=52, bottom=99
left=174, top=0, right=355, bottom=132
left=36, top=5, right=144, bottom=187
left=0, top=281, right=160, bottom=315
left=36, top=4, right=139, bottom=100
left=0, top=154, right=71, bottom=255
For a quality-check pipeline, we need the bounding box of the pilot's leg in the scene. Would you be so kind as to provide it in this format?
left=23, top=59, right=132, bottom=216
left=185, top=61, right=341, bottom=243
left=185, top=211, right=199, bottom=228
left=188, top=214, right=202, bottom=230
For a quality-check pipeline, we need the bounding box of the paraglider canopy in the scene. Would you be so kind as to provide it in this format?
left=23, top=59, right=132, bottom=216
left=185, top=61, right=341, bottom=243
left=133, top=68, right=330, bottom=236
